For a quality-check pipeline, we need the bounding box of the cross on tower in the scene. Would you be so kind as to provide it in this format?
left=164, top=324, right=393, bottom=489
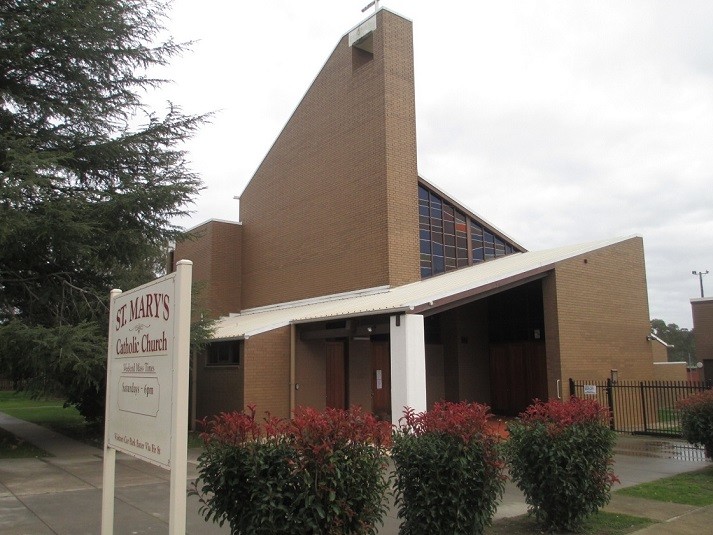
left=361, top=0, right=381, bottom=14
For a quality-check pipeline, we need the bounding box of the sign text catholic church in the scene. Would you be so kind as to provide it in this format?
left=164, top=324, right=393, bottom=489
left=107, top=276, right=178, bottom=467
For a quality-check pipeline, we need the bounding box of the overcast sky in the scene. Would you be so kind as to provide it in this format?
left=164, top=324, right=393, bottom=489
left=155, top=1, right=713, bottom=329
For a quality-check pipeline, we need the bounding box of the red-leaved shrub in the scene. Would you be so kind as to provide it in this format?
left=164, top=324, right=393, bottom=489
left=677, top=389, right=713, bottom=459
left=392, top=402, right=506, bottom=534
left=195, top=405, right=392, bottom=534
left=506, top=398, right=618, bottom=531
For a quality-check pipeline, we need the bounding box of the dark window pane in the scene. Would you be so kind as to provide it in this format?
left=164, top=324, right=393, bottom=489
left=419, top=185, right=429, bottom=201
left=474, top=247, right=484, bottom=262
left=421, top=266, right=432, bottom=278
left=430, top=193, right=441, bottom=210
left=433, top=242, right=444, bottom=256
left=420, top=240, right=431, bottom=254
left=444, top=234, right=455, bottom=246
left=420, top=229, right=430, bottom=240
left=470, top=222, right=483, bottom=238
left=433, top=255, right=445, bottom=273
left=445, top=245, right=456, bottom=259
left=207, top=341, right=241, bottom=366
left=419, top=204, right=430, bottom=217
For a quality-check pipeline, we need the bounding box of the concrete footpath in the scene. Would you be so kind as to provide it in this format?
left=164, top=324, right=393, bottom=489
left=0, top=410, right=711, bottom=534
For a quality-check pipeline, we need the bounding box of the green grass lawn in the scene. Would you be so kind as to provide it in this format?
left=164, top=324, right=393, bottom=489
left=486, top=511, right=653, bottom=534
left=0, top=426, right=50, bottom=458
left=0, top=391, right=104, bottom=449
left=0, top=390, right=205, bottom=456
left=617, top=465, right=713, bottom=506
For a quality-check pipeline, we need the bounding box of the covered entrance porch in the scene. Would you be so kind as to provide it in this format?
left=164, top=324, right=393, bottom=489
left=292, top=277, right=552, bottom=424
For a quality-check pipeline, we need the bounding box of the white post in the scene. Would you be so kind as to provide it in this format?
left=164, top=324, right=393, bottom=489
left=389, top=314, right=427, bottom=426
left=101, top=289, right=122, bottom=535
left=169, top=260, right=192, bottom=535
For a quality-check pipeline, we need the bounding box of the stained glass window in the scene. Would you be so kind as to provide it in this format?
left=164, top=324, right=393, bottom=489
left=418, top=184, right=522, bottom=278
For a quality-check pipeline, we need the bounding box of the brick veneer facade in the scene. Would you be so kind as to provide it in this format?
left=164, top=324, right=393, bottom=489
left=243, top=327, right=292, bottom=418
left=173, top=220, right=242, bottom=317
left=239, top=10, right=420, bottom=309
left=544, top=236, right=655, bottom=398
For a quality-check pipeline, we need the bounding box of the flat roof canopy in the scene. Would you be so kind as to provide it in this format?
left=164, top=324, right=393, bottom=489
left=211, top=236, right=637, bottom=340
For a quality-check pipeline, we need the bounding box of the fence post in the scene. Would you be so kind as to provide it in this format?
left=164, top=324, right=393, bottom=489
left=569, top=378, right=575, bottom=398
left=639, top=382, right=648, bottom=433
left=606, top=379, right=615, bottom=431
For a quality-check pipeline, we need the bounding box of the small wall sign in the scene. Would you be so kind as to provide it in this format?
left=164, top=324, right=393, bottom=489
left=583, top=384, right=597, bottom=395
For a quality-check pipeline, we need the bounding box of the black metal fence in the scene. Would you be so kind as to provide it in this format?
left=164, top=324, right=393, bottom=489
left=569, top=378, right=712, bottom=437
left=0, top=376, right=15, bottom=391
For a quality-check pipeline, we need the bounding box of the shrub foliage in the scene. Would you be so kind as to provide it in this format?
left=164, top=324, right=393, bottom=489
left=194, top=405, right=392, bottom=534
left=505, top=397, right=619, bottom=532
left=391, top=402, right=506, bottom=535
left=678, top=389, right=713, bottom=459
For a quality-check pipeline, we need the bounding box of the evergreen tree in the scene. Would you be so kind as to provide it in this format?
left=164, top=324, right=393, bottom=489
left=0, top=0, right=208, bottom=422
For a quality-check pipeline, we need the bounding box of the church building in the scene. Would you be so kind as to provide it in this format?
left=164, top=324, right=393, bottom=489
left=172, top=8, right=657, bottom=425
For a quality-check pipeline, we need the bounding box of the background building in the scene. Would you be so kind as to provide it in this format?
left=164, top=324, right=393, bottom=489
left=692, top=297, right=713, bottom=382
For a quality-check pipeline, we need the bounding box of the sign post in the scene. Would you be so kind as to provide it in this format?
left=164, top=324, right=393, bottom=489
left=101, top=260, right=192, bottom=534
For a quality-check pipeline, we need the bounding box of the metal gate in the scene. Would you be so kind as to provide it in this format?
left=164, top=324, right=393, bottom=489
left=569, top=378, right=711, bottom=437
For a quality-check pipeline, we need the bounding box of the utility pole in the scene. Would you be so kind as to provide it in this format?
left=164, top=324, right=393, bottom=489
left=692, top=270, right=709, bottom=298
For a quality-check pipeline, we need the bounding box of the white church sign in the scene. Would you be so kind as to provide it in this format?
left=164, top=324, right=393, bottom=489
left=107, top=273, right=177, bottom=466
left=102, top=260, right=192, bottom=535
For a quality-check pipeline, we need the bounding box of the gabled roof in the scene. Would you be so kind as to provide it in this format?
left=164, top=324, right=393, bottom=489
left=211, top=236, right=639, bottom=341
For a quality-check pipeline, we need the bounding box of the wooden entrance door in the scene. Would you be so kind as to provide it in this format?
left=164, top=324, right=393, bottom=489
left=326, top=340, right=347, bottom=409
left=489, top=341, right=547, bottom=416
left=371, top=341, right=391, bottom=421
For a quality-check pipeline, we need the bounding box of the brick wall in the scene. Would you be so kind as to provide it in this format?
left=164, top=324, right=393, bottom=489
left=243, top=327, right=291, bottom=418
left=173, top=220, right=242, bottom=317
left=652, top=362, right=687, bottom=381
left=240, top=10, right=420, bottom=309
left=547, top=237, right=655, bottom=392
left=651, top=340, right=670, bottom=363
left=542, top=271, right=563, bottom=399
left=692, top=298, right=713, bottom=361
